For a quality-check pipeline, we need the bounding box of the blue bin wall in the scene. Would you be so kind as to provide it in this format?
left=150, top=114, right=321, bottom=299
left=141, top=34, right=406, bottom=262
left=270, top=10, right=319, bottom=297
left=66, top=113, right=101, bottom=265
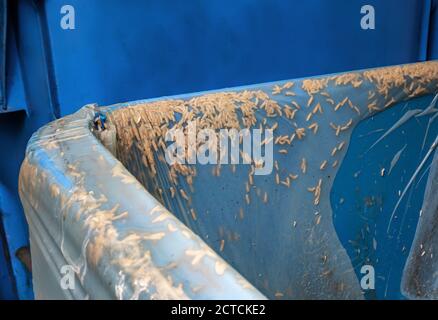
left=429, top=0, right=438, bottom=59
left=44, top=0, right=431, bottom=116
left=1, top=0, right=438, bottom=299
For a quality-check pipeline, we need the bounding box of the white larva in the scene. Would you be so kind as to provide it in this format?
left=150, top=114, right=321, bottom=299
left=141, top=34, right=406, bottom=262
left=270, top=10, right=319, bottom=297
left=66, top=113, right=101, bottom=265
left=341, top=119, right=353, bottom=131
left=308, top=122, right=318, bottom=134
left=180, top=189, right=190, bottom=201
left=239, top=208, right=244, bottom=219
left=307, top=95, right=314, bottom=107
left=263, top=192, right=268, bottom=203
left=316, top=215, right=322, bottom=225
left=337, top=141, right=346, bottom=151
left=301, top=158, right=307, bottom=174
left=306, top=112, right=313, bottom=121
left=312, top=103, right=322, bottom=114
left=331, top=147, right=338, bottom=157
left=190, top=208, right=197, bottom=221
left=291, top=101, right=301, bottom=110
left=326, top=98, right=335, bottom=105
left=296, top=128, right=306, bottom=139
left=170, top=187, right=176, bottom=198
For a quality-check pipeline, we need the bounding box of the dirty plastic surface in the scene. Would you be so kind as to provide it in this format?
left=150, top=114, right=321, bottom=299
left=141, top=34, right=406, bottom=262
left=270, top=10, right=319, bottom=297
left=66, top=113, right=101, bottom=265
left=19, top=61, right=438, bottom=299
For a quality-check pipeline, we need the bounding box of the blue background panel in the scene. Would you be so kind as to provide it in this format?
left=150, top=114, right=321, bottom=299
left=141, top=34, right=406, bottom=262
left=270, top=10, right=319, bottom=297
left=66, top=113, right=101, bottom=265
left=43, top=0, right=431, bottom=116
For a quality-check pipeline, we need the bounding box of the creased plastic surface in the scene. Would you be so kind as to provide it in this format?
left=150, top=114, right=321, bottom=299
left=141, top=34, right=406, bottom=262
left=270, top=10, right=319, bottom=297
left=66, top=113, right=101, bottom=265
left=19, top=107, right=264, bottom=300
left=19, top=61, right=438, bottom=299
left=402, top=141, right=438, bottom=299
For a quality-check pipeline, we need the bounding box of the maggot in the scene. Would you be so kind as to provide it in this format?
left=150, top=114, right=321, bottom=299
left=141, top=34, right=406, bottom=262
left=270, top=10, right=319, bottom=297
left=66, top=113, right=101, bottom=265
left=330, top=122, right=341, bottom=136
left=331, top=147, right=338, bottom=157
left=308, top=122, right=318, bottom=134
left=296, top=128, right=306, bottom=139
left=367, top=100, right=379, bottom=112
left=306, top=112, right=313, bottom=122
left=220, top=239, right=225, bottom=252
left=180, top=189, right=190, bottom=201
left=341, top=119, right=353, bottom=131
left=340, top=96, right=348, bottom=106
left=283, top=105, right=295, bottom=119
left=337, top=141, right=346, bottom=151
left=290, top=109, right=298, bottom=119
left=312, top=102, right=323, bottom=114
left=354, top=104, right=362, bottom=115
left=275, top=135, right=289, bottom=145
left=248, top=173, right=254, bottom=185
left=307, top=95, right=314, bottom=107
left=190, top=208, right=197, bottom=221
left=283, top=81, right=294, bottom=89
left=272, top=85, right=282, bottom=95
left=279, top=149, right=288, bottom=154
left=291, top=101, right=301, bottom=110
left=289, top=173, right=298, bottom=180
left=335, top=96, right=349, bottom=111
left=275, top=173, right=280, bottom=184
left=263, top=192, right=268, bottom=203
left=316, top=215, right=322, bottom=225
left=288, top=133, right=296, bottom=144
left=262, top=136, right=273, bottom=146
left=301, top=158, right=307, bottom=174
left=347, top=99, right=360, bottom=114
left=281, top=177, right=291, bottom=188
left=320, top=160, right=328, bottom=170
left=245, top=194, right=250, bottom=205
left=326, top=98, right=335, bottom=105
left=314, top=179, right=322, bottom=205
left=271, top=122, right=278, bottom=131
left=384, top=97, right=396, bottom=108
left=334, top=102, right=343, bottom=111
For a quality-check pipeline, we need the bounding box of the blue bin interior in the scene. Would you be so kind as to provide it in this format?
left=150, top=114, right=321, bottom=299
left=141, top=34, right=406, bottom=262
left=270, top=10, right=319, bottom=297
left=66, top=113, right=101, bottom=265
left=106, top=62, right=438, bottom=299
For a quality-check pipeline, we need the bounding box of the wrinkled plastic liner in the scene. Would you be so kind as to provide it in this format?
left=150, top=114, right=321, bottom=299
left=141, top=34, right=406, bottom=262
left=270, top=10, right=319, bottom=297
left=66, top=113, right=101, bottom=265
left=105, top=62, right=438, bottom=299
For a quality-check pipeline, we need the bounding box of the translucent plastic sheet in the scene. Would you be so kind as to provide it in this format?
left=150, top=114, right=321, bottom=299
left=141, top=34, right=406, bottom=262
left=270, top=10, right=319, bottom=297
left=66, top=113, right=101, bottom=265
left=402, top=142, right=438, bottom=298
left=19, top=61, right=438, bottom=299
left=107, top=62, right=438, bottom=299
